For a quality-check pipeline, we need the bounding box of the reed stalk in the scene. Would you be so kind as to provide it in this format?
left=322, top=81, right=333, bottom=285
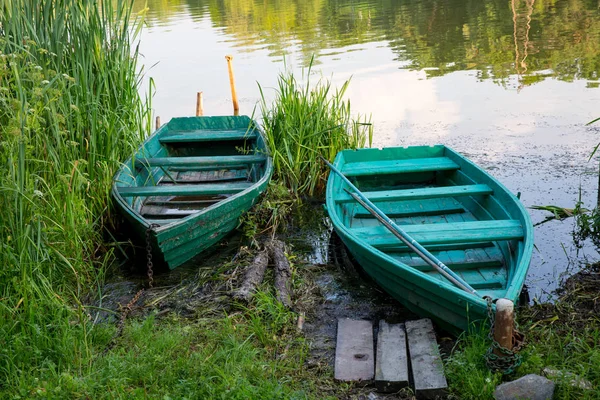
left=0, top=0, right=150, bottom=391
left=258, top=61, right=373, bottom=198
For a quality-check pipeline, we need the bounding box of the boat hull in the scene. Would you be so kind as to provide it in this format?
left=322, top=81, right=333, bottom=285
left=112, top=116, right=272, bottom=270
left=326, top=145, right=533, bottom=334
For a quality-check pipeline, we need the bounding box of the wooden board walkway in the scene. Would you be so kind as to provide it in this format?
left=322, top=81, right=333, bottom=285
left=334, top=319, right=374, bottom=382
left=335, top=318, right=448, bottom=398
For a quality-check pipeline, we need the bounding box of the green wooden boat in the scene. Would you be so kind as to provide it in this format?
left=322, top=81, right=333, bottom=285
left=325, top=145, right=533, bottom=333
left=112, top=116, right=272, bottom=270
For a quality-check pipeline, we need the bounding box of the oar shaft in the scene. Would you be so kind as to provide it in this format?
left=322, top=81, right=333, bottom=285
left=323, top=157, right=479, bottom=296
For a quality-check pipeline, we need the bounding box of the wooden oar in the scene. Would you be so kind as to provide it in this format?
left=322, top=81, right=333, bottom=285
left=323, top=157, right=480, bottom=297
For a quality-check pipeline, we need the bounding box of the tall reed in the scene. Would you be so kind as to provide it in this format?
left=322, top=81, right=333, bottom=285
left=258, top=63, right=373, bottom=197
left=0, top=0, right=150, bottom=391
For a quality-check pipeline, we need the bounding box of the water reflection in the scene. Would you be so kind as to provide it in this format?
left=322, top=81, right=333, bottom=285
left=136, top=0, right=600, bottom=86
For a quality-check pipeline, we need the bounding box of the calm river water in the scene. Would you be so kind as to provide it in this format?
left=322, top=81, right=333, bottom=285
left=133, top=0, right=600, bottom=300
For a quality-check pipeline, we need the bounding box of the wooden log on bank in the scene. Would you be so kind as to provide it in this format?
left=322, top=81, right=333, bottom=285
left=268, top=239, right=292, bottom=308
left=234, top=248, right=269, bottom=302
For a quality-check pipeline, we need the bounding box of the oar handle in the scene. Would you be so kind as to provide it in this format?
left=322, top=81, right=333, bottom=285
left=322, top=156, right=480, bottom=297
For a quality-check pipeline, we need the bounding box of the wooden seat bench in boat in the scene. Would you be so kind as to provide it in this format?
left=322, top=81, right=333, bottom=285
left=159, top=129, right=258, bottom=143
left=116, top=182, right=253, bottom=197
left=133, top=155, right=266, bottom=168
left=341, top=157, right=459, bottom=177
left=395, top=246, right=504, bottom=271
left=335, top=184, right=493, bottom=204
left=351, top=220, right=524, bottom=248
left=354, top=198, right=467, bottom=218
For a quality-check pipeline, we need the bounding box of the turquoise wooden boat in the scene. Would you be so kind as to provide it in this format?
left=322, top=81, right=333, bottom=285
left=325, top=145, right=533, bottom=334
left=112, top=116, right=272, bottom=270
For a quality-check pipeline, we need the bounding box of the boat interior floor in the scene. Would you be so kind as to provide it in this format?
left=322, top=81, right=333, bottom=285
left=341, top=177, right=523, bottom=299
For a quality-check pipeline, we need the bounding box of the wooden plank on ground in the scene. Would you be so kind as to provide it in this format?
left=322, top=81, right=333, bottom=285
left=334, top=319, right=374, bottom=382
left=375, top=321, right=409, bottom=392
left=406, top=319, right=448, bottom=399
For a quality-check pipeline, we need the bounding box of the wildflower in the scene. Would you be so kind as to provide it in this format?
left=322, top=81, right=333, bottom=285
left=34, top=65, right=43, bottom=70
left=41, top=80, right=50, bottom=85
left=33, top=190, right=43, bottom=198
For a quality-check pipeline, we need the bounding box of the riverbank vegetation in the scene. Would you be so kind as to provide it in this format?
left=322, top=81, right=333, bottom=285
left=258, top=63, right=373, bottom=198
left=0, top=0, right=150, bottom=394
left=0, top=0, right=369, bottom=397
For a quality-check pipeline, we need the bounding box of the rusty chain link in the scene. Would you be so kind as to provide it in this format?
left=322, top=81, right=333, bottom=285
left=145, top=223, right=160, bottom=288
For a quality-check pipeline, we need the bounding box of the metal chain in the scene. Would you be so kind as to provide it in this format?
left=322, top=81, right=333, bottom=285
left=102, top=288, right=144, bottom=355
left=145, top=223, right=159, bottom=288
left=484, top=297, right=525, bottom=375
left=100, top=224, right=159, bottom=356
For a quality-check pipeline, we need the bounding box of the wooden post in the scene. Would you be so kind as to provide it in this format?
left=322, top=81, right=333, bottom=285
left=155, top=116, right=161, bottom=130
left=196, top=92, right=203, bottom=116
left=493, top=299, right=514, bottom=355
left=296, top=312, right=305, bottom=331
left=225, top=55, right=239, bottom=115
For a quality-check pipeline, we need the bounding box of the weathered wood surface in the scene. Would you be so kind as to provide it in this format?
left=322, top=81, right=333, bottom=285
left=112, top=115, right=273, bottom=271
left=334, top=319, right=374, bottom=382
left=269, top=239, right=292, bottom=308
left=133, top=155, right=266, bottom=168
left=117, top=182, right=252, bottom=197
left=375, top=320, right=409, bottom=392
left=336, top=184, right=493, bottom=204
left=406, top=319, right=448, bottom=399
left=352, top=220, right=524, bottom=248
left=341, top=156, right=459, bottom=177
left=234, top=248, right=269, bottom=302
left=159, top=129, right=257, bottom=143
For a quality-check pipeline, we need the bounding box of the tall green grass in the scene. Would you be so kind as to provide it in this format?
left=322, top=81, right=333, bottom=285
left=258, top=64, right=373, bottom=198
left=0, top=0, right=150, bottom=392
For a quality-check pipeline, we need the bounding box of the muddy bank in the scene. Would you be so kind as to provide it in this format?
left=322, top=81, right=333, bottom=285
left=91, top=200, right=600, bottom=399
left=519, top=261, right=600, bottom=333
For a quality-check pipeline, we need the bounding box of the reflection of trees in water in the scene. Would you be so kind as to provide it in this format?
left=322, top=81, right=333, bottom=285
left=512, top=0, right=535, bottom=91
left=135, top=0, right=600, bottom=86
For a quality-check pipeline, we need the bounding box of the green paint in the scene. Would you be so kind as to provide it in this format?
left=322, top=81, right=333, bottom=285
left=326, top=145, right=534, bottom=334
left=112, top=115, right=273, bottom=270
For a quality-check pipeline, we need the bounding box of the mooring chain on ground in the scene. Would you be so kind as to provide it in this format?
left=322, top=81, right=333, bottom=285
left=102, top=288, right=144, bottom=355
left=102, top=224, right=159, bottom=355
left=145, top=223, right=160, bottom=288
left=484, top=296, right=525, bottom=374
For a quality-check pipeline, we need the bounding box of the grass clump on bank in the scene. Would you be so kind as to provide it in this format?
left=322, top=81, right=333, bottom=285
left=0, top=0, right=150, bottom=394
left=258, top=63, right=372, bottom=198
